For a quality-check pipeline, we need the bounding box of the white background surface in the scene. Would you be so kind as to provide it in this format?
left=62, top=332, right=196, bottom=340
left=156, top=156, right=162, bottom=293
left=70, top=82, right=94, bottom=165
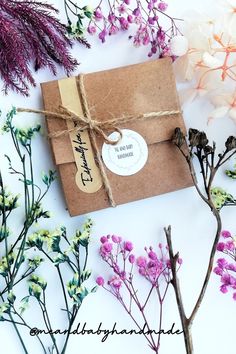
left=0, top=0, right=236, bottom=353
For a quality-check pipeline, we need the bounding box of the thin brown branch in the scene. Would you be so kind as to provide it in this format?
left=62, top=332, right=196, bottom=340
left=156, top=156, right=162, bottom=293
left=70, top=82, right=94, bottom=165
left=189, top=208, right=221, bottom=324
left=164, top=226, right=193, bottom=354
left=169, top=128, right=236, bottom=354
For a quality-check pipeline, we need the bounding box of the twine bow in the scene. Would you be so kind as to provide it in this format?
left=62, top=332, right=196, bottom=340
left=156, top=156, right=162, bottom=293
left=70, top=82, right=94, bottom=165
left=17, top=105, right=123, bottom=145
left=17, top=75, right=181, bottom=208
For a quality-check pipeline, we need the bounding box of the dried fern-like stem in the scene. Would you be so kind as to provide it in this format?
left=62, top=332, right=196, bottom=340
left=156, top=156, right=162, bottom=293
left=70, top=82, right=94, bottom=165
left=0, top=0, right=78, bottom=96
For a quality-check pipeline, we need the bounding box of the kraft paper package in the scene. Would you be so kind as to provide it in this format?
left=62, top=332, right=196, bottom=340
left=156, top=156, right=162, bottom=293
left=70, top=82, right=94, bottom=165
left=41, top=58, right=193, bottom=216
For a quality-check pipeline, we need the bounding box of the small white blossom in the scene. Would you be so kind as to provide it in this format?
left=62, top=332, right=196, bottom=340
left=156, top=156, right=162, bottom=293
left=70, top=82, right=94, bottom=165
left=202, top=52, right=223, bottom=69
left=170, top=35, right=189, bottom=56
left=209, top=92, right=236, bottom=122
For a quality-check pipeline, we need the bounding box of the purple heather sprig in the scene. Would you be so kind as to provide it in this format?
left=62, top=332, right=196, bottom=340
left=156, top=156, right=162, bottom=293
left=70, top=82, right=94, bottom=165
left=87, top=0, right=183, bottom=58
left=0, top=0, right=78, bottom=96
left=96, top=234, right=182, bottom=353
left=214, top=230, right=236, bottom=300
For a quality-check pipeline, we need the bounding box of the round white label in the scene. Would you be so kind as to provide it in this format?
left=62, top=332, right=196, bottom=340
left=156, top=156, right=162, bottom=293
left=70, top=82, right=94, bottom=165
left=102, top=129, right=148, bottom=176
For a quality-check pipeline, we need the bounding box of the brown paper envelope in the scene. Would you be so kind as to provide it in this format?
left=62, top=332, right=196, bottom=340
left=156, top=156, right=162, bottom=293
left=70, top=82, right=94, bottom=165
left=41, top=58, right=193, bottom=216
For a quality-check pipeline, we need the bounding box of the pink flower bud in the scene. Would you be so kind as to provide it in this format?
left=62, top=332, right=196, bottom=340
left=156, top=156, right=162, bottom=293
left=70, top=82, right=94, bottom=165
left=157, top=29, right=165, bottom=43
left=118, top=4, right=126, bottom=14
left=103, top=242, right=113, bottom=253
left=108, top=13, right=116, bottom=23
left=151, top=46, right=157, bottom=54
left=128, top=254, right=135, bottom=264
left=225, top=240, right=235, bottom=251
left=217, top=242, right=225, bottom=252
left=221, top=230, right=231, bottom=238
left=98, top=29, right=107, bottom=43
left=112, top=235, right=122, bottom=243
left=148, top=1, right=154, bottom=10
left=119, top=17, right=129, bottom=30
left=139, top=267, right=146, bottom=276
left=124, top=241, right=133, bottom=252
left=143, top=34, right=150, bottom=45
left=220, top=284, right=228, bottom=294
left=158, top=2, right=168, bottom=11
left=213, top=267, right=223, bottom=275
left=177, top=257, right=183, bottom=265
left=226, top=263, right=236, bottom=272
left=148, top=17, right=155, bottom=25
left=96, top=276, right=105, bottom=286
left=127, top=15, right=133, bottom=23
left=133, top=7, right=141, bottom=17
left=87, top=25, right=96, bottom=35
left=108, top=275, right=122, bottom=289
left=148, top=251, right=157, bottom=260
left=94, top=8, right=103, bottom=20
left=217, top=258, right=228, bottom=269
left=166, top=259, right=171, bottom=268
left=100, top=236, right=108, bottom=244
left=136, top=256, right=147, bottom=267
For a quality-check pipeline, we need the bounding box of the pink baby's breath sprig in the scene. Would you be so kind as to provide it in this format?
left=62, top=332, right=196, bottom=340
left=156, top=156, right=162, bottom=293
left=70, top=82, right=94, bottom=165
left=97, top=234, right=182, bottom=353
left=214, top=230, right=236, bottom=300
left=86, top=0, right=183, bottom=58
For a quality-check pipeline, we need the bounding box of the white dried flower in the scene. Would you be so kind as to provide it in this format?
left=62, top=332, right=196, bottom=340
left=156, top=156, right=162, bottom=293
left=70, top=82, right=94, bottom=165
left=170, top=35, right=189, bottom=57
left=202, top=52, right=223, bottom=68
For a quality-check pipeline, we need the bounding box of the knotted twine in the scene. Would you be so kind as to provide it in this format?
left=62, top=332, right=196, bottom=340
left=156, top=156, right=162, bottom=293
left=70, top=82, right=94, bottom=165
left=18, top=75, right=180, bottom=208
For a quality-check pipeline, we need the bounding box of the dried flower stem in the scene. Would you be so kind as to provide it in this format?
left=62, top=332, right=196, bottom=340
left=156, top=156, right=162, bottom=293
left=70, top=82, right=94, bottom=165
left=0, top=109, right=96, bottom=353
left=167, top=128, right=236, bottom=354
left=0, top=0, right=78, bottom=95
left=64, top=0, right=182, bottom=58
left=0, top=108, right=54, bottom=353
left=164, top=226, right=193, bottom=353
left=97, top=236, right=180, bottom=352
left=214, top=230, right=236, bottom=299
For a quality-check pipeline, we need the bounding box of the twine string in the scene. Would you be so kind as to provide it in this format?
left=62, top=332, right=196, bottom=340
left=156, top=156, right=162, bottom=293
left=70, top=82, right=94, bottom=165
left=77, top=75, right=117, bottom=207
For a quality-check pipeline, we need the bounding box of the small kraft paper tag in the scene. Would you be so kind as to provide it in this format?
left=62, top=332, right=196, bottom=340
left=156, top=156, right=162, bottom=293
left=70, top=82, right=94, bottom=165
left=58, top=77, right=103, bottom=193
left=102, top=129, right=148, bottom=176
